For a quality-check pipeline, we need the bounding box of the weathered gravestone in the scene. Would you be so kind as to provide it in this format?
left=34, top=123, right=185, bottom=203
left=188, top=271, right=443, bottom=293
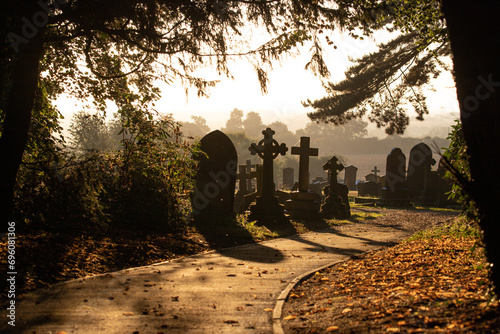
left=192, top=130, right=238, bottom=218
left=344, top=165, right=358, bottom=191
left=358, top=181, right=378, bottom=197
left=407, top=143, right=436, bottom=205
left=284, top=137, right=322, bottom=220
left=423, top=170, right=443, bottom=206
left=359, top=167, right=382, bottom=197
left=379, top=147, right=410, bottom=206
left=321, top=156, right=350, bottom=219
left=247, top=128, right=288, bottom=224
left=365, top=173, right=377, bottom=183
left=283, top=167, right=295, bottom=190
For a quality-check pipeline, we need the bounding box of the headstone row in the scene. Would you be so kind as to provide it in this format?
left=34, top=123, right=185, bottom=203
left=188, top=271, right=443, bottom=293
left=379, top=143, right=448, bottom=207
left=192, top=128, right=351, bottom=225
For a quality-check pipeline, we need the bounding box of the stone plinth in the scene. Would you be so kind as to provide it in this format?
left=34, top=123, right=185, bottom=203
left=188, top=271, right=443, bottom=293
left=248, top=196, right=286, bottom=224
left=284, top=191, right=322, bottom=220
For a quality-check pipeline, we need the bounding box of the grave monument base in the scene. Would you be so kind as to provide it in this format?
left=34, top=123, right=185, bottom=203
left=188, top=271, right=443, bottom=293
left=321, top=195, right=350, bottom=219
left=247, top=196, right=287, bottom=225
left=284, top=191, right=322, bottom=220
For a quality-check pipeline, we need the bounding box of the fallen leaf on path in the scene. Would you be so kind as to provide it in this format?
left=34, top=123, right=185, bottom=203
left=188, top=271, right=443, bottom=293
left=326, top=326, right=339, bottom=332
left=284, top=315, right=296, bottom=320
left=223, top=320, right=239, bottom=324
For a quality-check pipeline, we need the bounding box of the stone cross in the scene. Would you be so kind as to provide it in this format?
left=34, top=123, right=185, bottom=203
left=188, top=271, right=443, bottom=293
left=237, top=165, right=248, bottom=196
left=249, top=128, right=288, bottom=200
left=291, top=137, right=318, bottom=192
left=253, top=165, right=263, bottom=195
left=321, top=156, right=350, bottom=219
left=245, top=159, right=256, bottom=191
left=371, top=166, right=381, bottom=179
left=323, top=156, right=344, bottom=194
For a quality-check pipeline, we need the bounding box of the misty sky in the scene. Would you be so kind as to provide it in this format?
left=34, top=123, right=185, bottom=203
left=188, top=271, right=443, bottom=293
left=55, top=30, right=460, bottom=139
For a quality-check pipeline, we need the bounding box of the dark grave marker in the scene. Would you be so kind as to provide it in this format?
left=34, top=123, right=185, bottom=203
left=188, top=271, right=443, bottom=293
left=407, top=143, right=436, bottom=204
left=238, top=164, right=263, bottom=214
left=192, top=130, right=237, bottom=218
left=363, top=181, right=378, bottom=197
left=344, top=165, right=358, bottom=191
left=234, top=165, right=249, bottom=212
left=321, top=156, right=350, bottom=219
left=365, top=173, right=377, bottom=183
left=246, top=159, right=256, bottom=192
left=372, top=166, right=381, bottom=179
left=379, top=147, right=410, bottom=206
left=237, top=165, right=249, bottom=195
left=285, top=137, right=321, bottom=219
left=282, top=167, right=295, bottom=190
left=247, top=128, right=288, bottom=224
left=291, top=137, right=318, bottom=192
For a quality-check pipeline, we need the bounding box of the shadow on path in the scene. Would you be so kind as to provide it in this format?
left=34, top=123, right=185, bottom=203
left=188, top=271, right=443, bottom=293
left=193, top=212, right=288, bottom=263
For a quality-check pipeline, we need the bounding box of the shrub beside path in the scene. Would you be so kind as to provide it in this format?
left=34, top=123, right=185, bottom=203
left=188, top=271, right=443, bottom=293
left=4, top=208, right=456, bottom=334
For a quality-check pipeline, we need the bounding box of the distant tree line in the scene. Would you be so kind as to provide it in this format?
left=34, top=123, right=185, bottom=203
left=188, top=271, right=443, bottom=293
left=178, top=108, right=450, bottom=158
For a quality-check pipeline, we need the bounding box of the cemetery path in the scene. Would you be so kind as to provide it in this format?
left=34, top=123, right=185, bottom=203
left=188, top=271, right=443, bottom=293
left=6, top=208, right=456, bottom=334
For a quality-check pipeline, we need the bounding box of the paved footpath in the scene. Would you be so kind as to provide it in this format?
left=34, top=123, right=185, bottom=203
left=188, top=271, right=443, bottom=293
left=5, top=210, right=451, bottom=334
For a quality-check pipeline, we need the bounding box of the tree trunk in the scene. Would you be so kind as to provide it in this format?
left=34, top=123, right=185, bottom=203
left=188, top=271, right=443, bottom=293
left=0, top=39, right=44, bottom=224
left=442, top=0, right=500, bottom=296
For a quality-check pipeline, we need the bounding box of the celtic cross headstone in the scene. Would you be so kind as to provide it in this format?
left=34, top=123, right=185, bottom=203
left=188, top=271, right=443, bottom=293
left=321, top=156, right=350, bottom=219
left=247, top=128, right=288, bottom=224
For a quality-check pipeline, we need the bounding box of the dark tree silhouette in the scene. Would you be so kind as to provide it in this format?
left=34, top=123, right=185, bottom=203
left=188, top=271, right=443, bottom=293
left=304, top=32, right=450, bottom=134
left=1, top=0, right=368, bottom=223
left=305, top=0, right=500, bottom=295
left=442, top=0, right=500, bottom=296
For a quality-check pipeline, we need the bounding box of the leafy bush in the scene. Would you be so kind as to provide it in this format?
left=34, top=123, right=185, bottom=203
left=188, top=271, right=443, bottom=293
left=12, top=105, right=200, bottom=233
left=442, top=120, right=478, bottom=221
